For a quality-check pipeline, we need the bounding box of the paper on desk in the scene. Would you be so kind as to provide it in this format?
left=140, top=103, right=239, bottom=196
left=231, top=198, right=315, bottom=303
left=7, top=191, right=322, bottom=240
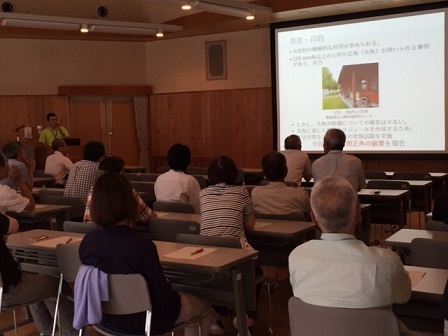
left=255, top=221, right=272, bottom=229
left=164, top=247, right=216, bottom=260
left=35, top=204, right=46, bottom=209
left=156, top=213, right=169, bottom=218
left=31, top=236, right=83, bottom=248
left=408, top=270, right=426, bottom=288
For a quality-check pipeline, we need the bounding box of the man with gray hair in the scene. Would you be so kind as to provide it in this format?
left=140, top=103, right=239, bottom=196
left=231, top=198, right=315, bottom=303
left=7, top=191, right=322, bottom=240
left=280, top=134, right=312, bottom=185
left=289, top=175, right=411, bottom=311
left=312, top=128, right=366, bottom=191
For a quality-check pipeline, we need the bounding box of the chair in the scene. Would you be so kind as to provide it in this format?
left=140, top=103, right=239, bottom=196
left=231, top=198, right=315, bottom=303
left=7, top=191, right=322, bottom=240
left=63, top=220, right=97, bottom=234
left=90, top=274, right=152, bottom=336
left=176, top=233, right=273, bottom=335
left=288, top=297, right=400, bottom=336
left=365, top=171, right=388, bottom=179
left=392, top=172, right=432, bottom=181
left=46, top=196, right=86, bottom=222
left=124, top=173, right=139, bottom=181
left=130, top=181, right=156, bottom=206
left=149, top=218, right=200, bottom=242
left=391, top=173, right=432, bottom=226
left=235, top=169, right=245, bottom=185
left=410, top=238, right=448, bottom=269
left=254, top=211, right=307, bottom=221
left=192, top=175, right=207, bottom=189
left=366, top=180, right=411, bottom=233
left=153, top=200, right=195, bottom=214
left=425, top=220, right=448, bottom=232
left=34, top=170, right=55, bottom=178
left=156, top=166, right=170, bottom=174
left=139, top=173, right=160, bottom=182
left=0, top=274, right=39, bottom=336
left=53, top=244, right=81, bottom=336
left=186, top=167, right=208, bottom=175
left=39, top=188, right=65, bottom=203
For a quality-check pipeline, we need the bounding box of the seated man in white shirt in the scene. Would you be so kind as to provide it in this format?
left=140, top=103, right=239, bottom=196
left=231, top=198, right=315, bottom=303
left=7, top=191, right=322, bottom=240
left=251, top=151, right=310, bottom=219
left=154, top=144, right=201, bottom=213
left=289, top=175, right=413, bottom=333
left=0, top=153, right=35, bottom=213
left=280, top=134, right=312, bottom=185
left=44, top=139, right=74, bottom=188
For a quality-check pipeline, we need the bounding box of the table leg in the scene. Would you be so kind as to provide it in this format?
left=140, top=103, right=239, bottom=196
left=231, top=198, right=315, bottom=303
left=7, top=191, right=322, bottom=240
left=232, top=268, right=248, bottom=336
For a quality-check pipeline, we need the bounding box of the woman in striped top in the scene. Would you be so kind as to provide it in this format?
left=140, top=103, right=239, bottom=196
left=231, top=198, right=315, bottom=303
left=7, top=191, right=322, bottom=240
left=199, top=156, right=255, bottom=239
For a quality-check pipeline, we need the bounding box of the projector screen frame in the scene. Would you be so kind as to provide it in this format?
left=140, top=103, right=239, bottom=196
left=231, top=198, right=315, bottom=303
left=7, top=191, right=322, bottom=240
left=270, top=2, right=448, bottom=160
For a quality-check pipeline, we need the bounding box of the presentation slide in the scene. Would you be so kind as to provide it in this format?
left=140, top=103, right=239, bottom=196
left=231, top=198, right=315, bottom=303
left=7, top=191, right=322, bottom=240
left=274, top=7, right=447, bottom=153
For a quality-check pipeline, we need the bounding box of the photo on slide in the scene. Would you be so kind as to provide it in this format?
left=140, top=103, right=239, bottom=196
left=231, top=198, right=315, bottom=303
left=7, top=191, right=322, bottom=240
left=322, top=63, right=379, bottom=110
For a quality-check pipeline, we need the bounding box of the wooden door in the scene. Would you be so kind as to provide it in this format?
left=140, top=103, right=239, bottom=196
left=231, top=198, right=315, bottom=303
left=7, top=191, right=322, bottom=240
left=68, top=96, right=140, bottom=165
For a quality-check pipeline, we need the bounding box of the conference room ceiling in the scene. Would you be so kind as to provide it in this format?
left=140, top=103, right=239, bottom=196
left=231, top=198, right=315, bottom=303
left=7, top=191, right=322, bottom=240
left=0, top=0, right=444, bottom=42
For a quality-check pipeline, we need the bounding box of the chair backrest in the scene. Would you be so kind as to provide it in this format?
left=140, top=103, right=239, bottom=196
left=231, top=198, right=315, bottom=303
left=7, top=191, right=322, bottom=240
left=366, top=180, right=411, bottom=190
left=186, top=167, right=208, bottom=175
left=130, top=182, right=156, bottom=205
left=425, top=220, right=448, bottom=232
left=192, top=175, right=207, bottom=189
left=46, top=195, right=86, bottom=220
left=156, top=166, right=170, bottom=174
left=410, top=238, right=448, bottom=269
left=365, top=171, right=388, bottom=179
left=152, top=200, right=195, bottom=214
left=176, top=233, right=241, bottom=248
left=55, top=244, right=82, bottom=283
left=124, top=173, right=139, bottom=181
left=63, top=220, right=97, bottom=234
left=288, top=297, right=400, bottom=336
left=139, top=173, right=160, bottom=182
left=235, top=169, right=245, bottom=185
left=254, top=211, right=307, bottom=221
left=392, top=172, right=432, bottom=181
left=39, top=188, right=65, bottom=203
left=34, top=170, right=55, bottom=178
left=149, top=218, right=199, bottom=242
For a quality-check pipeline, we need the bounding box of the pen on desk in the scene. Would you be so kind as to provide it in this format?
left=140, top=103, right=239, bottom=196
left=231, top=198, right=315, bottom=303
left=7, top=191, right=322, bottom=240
left=65, top=238, right=73, bottom=244
left=190, top=248, right=204, bottom=256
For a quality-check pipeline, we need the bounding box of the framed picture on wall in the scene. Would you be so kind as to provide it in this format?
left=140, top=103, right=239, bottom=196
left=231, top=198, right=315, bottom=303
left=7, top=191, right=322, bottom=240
left=206, top=40, right=227, bottom=80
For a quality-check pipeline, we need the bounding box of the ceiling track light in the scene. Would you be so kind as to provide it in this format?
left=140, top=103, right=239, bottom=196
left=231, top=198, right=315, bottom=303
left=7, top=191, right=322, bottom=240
left=156, top=28, right=164, bottom=37
left=172, top=0, right=271, bottom=19
left=0, top=13, right=183, bottom=36
left=79, top=23, right=89, bottom=33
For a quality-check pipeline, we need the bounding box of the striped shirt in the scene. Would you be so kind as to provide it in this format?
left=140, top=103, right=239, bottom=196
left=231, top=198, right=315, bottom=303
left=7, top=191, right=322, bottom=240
left=199, top=184, right=253, bottom=238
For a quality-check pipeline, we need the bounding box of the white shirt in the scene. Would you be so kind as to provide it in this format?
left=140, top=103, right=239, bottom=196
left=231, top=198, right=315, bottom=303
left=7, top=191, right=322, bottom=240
left=0, top=184, right=29, bottom=214
left=154, top=170, right=201, bottom=213
left=44, top=151, right=74, bottom=184
left=289, top=233, right=411, bottom=308
left=280, top=149, right=312, bottom=184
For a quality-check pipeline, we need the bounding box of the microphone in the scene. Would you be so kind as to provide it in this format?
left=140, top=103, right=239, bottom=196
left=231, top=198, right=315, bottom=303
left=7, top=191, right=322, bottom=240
left=15, top=125, right=25, bottom=132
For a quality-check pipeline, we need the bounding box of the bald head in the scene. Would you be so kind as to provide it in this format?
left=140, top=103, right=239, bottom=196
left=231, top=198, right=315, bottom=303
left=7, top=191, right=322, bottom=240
left=310, top=175, right=358, bottom=233
left=324, top=128, right=346, bottom=152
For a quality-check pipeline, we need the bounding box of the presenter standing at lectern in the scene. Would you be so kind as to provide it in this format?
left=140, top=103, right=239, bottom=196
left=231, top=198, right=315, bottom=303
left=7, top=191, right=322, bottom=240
left=38, top=112, right=70, bottom=146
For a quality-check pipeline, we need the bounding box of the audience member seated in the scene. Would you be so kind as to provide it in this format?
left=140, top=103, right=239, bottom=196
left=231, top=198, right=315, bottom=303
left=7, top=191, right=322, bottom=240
left=199, top=156, right=257, bottom=335
left=44, top=139, right=74, bottom=188
left=64, top=141, right=105, bottom=204
left=289, top=175, right=413, bottom=334
left=252, top=152, right=310, bottom=219
left=154, top=143, right=201, bottom=213
left=0, top=141, right=35, bottom=191
left=79, top=172, right=213, bottom=335
left=426, top=194, right=448, bottom=231
left=0, top=153, right=35, bottom=212
left=280, top=134, right=312, bottom=185
left=0, top=212, right=75, bottom=335
left=83, top=156, right=156, bottom=225
left=312, top=128, right=366, bottom=191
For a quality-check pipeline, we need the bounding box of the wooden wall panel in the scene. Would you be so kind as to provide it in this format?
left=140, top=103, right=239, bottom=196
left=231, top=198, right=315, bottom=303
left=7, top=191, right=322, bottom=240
left=149, top=88, right=273, bottom=168
left=0, top=96, right=68, bottom=145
